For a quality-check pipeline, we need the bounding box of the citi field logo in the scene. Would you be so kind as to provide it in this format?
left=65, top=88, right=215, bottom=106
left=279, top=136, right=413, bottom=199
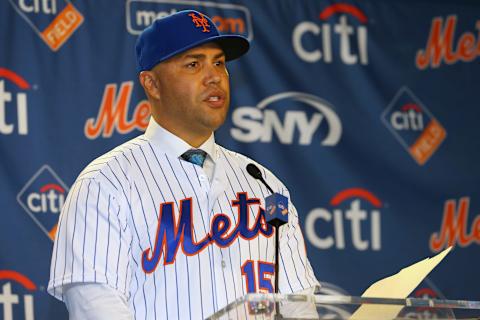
left=399, top=288, right=453, bottom=319
left=0, top=68, right=30, bottom=135
left=84, top=81, right=150, bottom=139
left=0, top=270, right=37, bottom=320
left=126, top=0, right=253, bottom=41
left=292, top=3, right=368, bottom=65
left=8, top=0, right=83, bottom=51
left=231, top=92, right=342, bottom=146
left=430, top=197, right=480, bottom=253
left=305, top=188, right=382, bottom=251
left=381, top=87, right=446, bottom=165
left=416, top=16, right=480, bottom=69
left=17, top=165, right=69, bottom=241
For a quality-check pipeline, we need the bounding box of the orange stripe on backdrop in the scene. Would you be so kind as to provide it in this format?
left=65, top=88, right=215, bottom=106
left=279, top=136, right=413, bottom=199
left=330, top=188, right=382, bottom=207
left=0, top=68, right=30, bottom=89
left=49, top=224, right=58, bottom=241
left=319, top=4, right=368, bottom=23
left=40, top=3, right=84, bottom=51
left=409, top=120, right=447, bottom=165
left=0, top=270, right=37, bottom=291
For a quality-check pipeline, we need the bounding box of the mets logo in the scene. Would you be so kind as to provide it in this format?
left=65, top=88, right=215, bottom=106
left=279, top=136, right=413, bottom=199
left=189, top=12, right=210, bottom=32
left=142, top=193, right=273, bottom=273
left=0, top=270, right=37, bottom=320
left=8, top=0, right=84, bottom=51
left=381, top=87, right=447, bottom=165
left=17, top=165, right=69, bottom=241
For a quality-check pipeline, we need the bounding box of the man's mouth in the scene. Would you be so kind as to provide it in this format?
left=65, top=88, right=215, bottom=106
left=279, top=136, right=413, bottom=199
left=204, top=91, right=226, bottom=107
left=207, top=96, right=221, bottom=102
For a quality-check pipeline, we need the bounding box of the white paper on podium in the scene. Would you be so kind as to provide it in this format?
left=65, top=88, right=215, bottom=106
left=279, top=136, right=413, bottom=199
left=349, top=246, right=452, bottom=320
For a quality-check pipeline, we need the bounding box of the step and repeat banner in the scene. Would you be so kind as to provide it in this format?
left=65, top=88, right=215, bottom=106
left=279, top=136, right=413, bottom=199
left=1, top=0, right=479, bottom=318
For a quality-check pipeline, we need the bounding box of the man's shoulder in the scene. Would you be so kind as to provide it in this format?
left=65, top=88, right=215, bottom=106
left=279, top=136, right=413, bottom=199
left=76, top=135, right=149, bottom=185
left=217, top=145, right=287, bottom=190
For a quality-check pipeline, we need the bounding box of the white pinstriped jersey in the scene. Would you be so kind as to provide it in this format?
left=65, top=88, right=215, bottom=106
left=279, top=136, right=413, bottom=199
left=48, top=119, right=319, bottom=320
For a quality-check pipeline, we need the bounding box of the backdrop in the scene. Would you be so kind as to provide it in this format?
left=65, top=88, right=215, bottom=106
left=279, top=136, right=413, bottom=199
left=1, top=0, right=479, bottom=319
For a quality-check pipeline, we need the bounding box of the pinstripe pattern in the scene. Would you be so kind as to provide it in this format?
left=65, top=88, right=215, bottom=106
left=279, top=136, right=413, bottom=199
left=48, top=120, right=319, bottom=319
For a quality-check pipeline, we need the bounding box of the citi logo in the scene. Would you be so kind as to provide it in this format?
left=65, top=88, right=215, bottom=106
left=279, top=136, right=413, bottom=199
left=292, top=3, right=368, bottom=65
left=8, top=0, right=84, bottom=51
left=230, top=92, right=342, bottom=146
left=305, top=188, right=382, bottom=251
left=16, top=0, right=57, bottom=14
left=0, top=270, right=36, bottom=320
left=17, top=165, right=69, bottom=241
left=0, top=68, right=29, bottom=135
left=390, top=103, right=424, bottom=131
left=126, top=0, right=253, bottom=40
left=382, top=87, right=446, bottom=165
left=26, top=184, right=65, bottom=214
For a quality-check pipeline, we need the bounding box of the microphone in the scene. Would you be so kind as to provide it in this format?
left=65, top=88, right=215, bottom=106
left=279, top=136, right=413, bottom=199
left=246, top=163, right=274, bottom=194
left=247, top=163, right=288, bottom=228
left=246, top=163, right=288, bottom=297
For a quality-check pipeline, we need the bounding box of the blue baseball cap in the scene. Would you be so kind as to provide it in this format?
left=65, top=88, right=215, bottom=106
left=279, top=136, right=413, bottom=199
left=135, top=10, right=250, bottom=72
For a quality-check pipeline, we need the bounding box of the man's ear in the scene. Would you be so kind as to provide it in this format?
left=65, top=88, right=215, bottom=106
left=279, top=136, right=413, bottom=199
left=139, top=71, right=161, bottom=100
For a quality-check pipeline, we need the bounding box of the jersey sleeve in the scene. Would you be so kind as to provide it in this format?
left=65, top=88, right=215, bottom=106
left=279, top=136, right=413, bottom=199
left=278, top=202, right=321, bottom=293
left=48, top=175, right=133, bottom=301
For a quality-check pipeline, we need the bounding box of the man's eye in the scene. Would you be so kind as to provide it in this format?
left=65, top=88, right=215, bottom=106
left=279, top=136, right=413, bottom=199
left=214, top=61, right=225, bottom=67
left=186, top=61, right=198, bottom=68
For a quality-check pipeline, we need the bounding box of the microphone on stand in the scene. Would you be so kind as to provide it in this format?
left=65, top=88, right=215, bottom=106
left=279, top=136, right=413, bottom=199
left=246, top=163, right=288, bottom=294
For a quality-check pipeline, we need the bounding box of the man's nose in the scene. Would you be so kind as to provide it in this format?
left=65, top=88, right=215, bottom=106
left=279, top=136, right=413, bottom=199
left=203, top=65, right=222, bottom=86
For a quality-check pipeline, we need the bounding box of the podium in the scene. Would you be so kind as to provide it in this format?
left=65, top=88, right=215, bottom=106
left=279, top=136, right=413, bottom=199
left=207, top=294, right=480, bottom=319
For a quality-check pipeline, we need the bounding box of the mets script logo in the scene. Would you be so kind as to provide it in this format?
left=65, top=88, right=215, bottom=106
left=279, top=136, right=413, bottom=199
left=430, top=197, right=480, bottom=252
left=293, top=3, right=368, bottom=65
left=142, top=193, right=273, bottom=273
left=84, top=81, right=150, bottom=139
left=8, top=0, right=84, bottom=51
left=126, top=0, right=253, bottom=40
left=189, top=12, right=210, bottom=32
left=0, top=68, right=30, bottom=135
left=416, top=16, right=480, bottom=69
left=17, top=165, right=69, bottom=241
left=381, top=87, right=447, bottom=165
left=0, top=270, right=37, bottom=320
left=305, top=188, right=382, bottom=251
left=231, top=92, right=342, bottom=146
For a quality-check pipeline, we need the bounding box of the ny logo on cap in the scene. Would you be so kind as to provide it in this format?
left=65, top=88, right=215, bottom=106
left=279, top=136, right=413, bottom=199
left=189, top=13, right=210, bottom=33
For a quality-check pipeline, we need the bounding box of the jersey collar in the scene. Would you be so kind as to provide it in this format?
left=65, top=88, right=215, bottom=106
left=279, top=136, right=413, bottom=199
left=144, top=117, right=217, bottom=162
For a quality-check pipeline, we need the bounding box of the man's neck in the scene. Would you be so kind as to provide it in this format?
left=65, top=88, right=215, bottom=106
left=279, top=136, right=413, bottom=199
left=152, top=116, right=211, bottom=148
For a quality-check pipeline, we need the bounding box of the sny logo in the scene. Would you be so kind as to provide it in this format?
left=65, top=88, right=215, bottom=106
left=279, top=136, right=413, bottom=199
left=231, top=92, right=342, bottom=146
left=0, top=270, right=37, bottom=320
left=0, top=68, right=30, bottom=135
left=8, top=0, right=83, bottom=51
left=17, top=165, right=69, bottom=241
left=381, top=87, right=446, bottom=165
left=293, top=3, right=368, bottom=65
left=305, top=188, right=382, bottom=251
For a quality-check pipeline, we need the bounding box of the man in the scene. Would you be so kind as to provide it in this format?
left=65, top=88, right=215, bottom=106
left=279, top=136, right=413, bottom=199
left=48, top=10, right=319, bottom=319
